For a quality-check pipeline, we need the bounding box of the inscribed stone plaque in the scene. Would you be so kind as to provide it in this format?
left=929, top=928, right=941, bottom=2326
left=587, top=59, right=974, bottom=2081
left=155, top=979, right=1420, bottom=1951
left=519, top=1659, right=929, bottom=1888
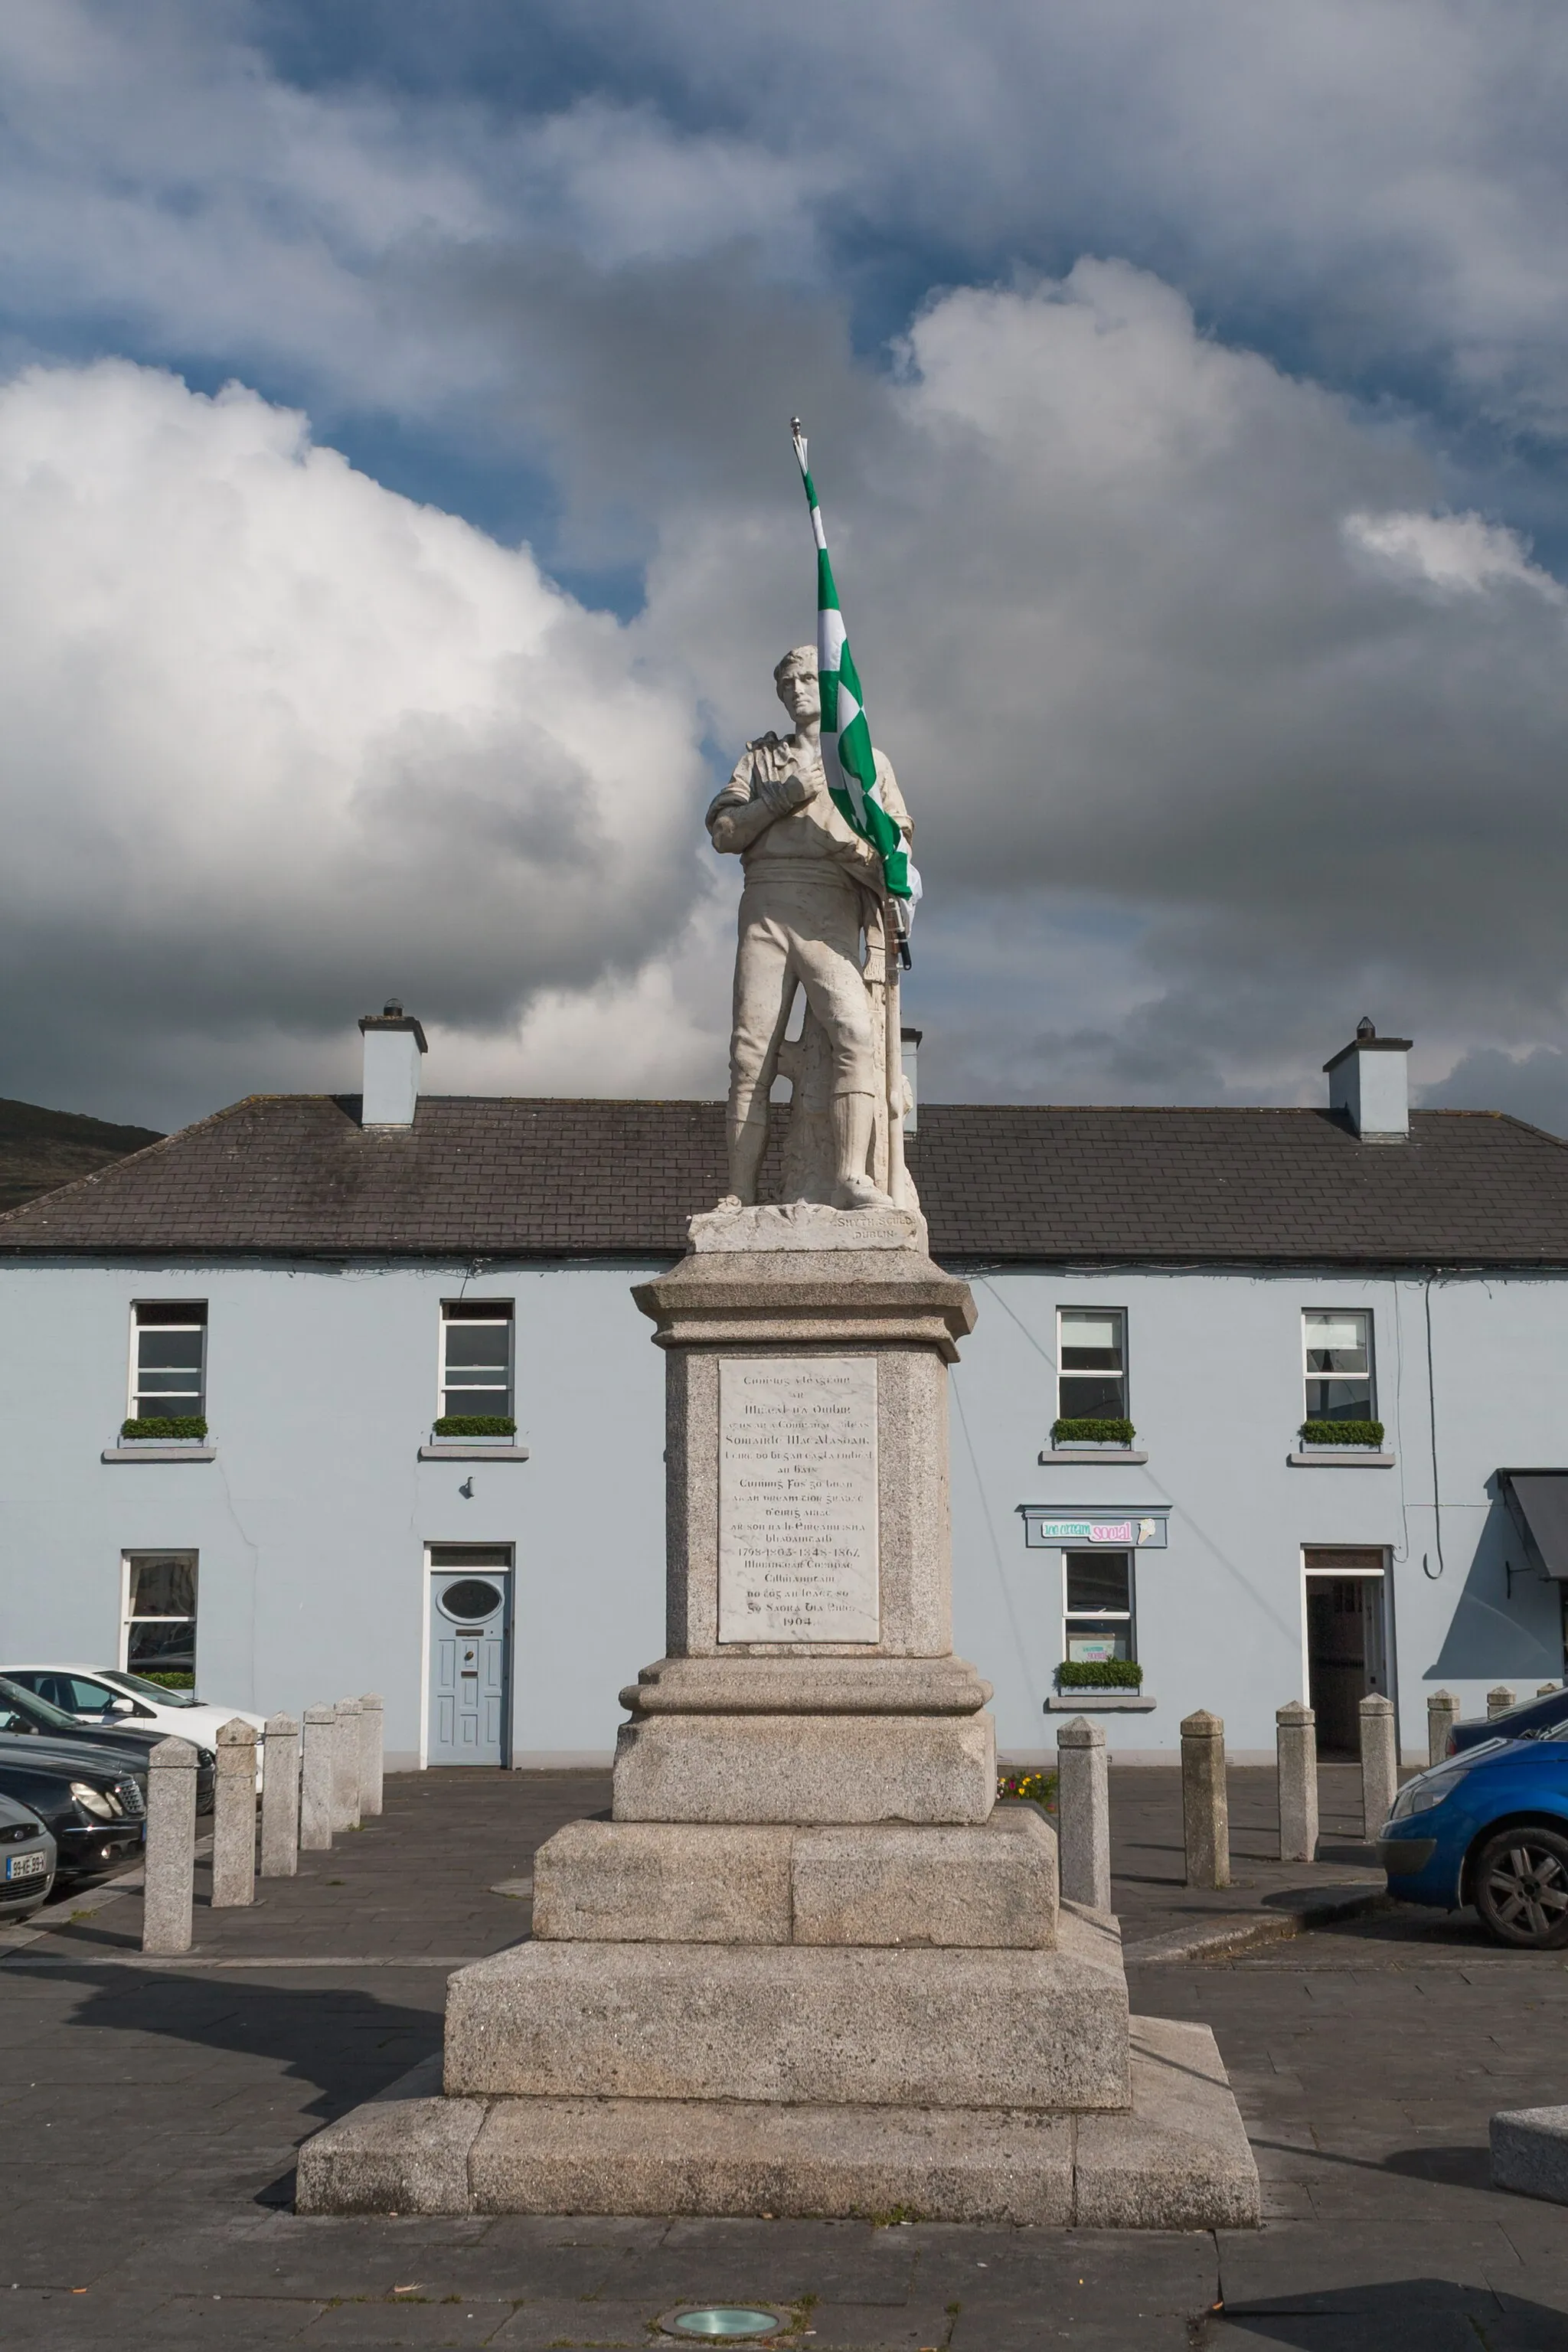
left=718, top=1357, right=880, bottom=1644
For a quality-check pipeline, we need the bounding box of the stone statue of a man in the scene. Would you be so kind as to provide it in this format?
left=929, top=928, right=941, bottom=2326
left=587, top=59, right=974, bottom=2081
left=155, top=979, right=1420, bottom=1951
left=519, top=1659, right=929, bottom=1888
left=707, top=645, right=913, bottom=1210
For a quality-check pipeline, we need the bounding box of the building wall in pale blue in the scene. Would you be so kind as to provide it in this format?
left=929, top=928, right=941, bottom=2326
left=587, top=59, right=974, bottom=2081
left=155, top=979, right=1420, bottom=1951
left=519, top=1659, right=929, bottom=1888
left=0, top=1259, right=668, bottom=1767
left=0, top=1253, right=1561, bottom=1766
left=950, top=1268, right=1566, bottom=1764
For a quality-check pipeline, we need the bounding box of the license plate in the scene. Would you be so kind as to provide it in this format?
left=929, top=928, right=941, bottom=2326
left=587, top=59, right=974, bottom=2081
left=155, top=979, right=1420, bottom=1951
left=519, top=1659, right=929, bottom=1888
left=5, top=1851, right=47, bottom=1882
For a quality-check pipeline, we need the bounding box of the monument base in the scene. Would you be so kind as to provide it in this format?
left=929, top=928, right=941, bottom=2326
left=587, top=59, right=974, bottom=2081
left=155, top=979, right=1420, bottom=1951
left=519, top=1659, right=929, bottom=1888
left=296, top=2014, right=1259, bottom=2230
left=292, top=1211, right=1260, bottom=2232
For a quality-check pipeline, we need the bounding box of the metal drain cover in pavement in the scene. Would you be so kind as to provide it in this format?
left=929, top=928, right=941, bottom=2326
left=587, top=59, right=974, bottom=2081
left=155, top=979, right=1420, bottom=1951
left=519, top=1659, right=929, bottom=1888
left=663, top=2310, right=784, bottom=2340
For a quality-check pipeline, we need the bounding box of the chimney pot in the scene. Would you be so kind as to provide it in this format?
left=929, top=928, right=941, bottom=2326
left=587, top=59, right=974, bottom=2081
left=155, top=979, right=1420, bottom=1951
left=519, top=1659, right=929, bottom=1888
left=1323, top=1022, right=1412, bottom=1141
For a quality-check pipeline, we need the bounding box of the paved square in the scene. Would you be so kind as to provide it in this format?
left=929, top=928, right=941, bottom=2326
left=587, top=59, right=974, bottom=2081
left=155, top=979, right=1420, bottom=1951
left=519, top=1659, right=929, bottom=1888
left=2, top=1768, right=1566, bottom=2349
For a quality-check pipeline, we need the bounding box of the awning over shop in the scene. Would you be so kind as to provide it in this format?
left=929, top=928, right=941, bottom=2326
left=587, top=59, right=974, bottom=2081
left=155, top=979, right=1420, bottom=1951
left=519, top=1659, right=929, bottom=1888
left=1498, top=1470, right=1568, bottom=1579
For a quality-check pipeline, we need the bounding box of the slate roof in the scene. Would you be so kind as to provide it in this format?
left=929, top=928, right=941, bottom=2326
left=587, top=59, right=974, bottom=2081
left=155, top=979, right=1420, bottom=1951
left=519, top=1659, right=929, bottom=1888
left=0, top=1094, right=1566, bottom=1266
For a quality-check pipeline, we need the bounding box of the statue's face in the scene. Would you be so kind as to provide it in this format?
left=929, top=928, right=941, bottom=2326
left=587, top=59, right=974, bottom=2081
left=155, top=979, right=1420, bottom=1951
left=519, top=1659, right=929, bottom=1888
left=776, top=661, right=820, bottom=730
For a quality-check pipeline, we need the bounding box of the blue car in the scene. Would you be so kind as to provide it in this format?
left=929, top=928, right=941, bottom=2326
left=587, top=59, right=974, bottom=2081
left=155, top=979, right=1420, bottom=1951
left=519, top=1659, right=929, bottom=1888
left=1378, top=1731, right=1568, bottom=1946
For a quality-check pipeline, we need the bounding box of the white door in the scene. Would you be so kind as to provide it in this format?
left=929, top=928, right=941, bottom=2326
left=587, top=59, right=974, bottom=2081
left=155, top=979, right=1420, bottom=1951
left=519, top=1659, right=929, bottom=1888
left=426, top=1552, right=511, bottom=1766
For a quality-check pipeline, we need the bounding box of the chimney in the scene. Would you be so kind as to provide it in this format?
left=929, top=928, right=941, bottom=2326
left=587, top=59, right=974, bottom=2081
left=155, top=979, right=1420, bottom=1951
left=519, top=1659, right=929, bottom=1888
left=358, top=1000, right=427, bottom=1129
left=900, top=1026, right=923, bottom=1136
left=1324, top=1017, right=1412, bottom=1142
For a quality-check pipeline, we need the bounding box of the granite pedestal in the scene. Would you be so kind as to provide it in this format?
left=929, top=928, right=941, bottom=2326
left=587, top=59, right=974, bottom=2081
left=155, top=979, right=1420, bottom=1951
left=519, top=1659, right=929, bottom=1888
left=299, top=1204, right=1258, bottom=2227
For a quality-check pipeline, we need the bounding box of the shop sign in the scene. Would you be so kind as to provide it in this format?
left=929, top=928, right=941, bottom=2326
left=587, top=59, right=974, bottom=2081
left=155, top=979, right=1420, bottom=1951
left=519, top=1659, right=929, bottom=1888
left=1020, top=1507, right=1169, bottom=1550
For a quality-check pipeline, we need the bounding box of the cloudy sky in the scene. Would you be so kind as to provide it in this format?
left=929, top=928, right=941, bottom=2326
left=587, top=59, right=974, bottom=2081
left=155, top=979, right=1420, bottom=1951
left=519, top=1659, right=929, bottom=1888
left=4, top=1, right=1568, bottom=1130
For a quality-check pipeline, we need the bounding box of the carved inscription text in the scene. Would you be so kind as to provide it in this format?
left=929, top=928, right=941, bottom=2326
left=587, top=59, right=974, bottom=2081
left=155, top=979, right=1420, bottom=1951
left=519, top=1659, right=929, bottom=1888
left=717, top=1357, right=880, bottom=1644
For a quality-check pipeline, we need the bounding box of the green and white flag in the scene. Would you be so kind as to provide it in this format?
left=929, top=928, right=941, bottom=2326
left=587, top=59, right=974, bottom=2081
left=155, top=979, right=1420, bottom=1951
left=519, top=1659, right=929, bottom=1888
left=791, top=420, right=920, bottom=908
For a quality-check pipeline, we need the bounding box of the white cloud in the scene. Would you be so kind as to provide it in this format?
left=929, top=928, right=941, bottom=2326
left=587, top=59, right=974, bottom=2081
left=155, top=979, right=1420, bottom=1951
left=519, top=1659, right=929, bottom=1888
left=5, top=1, right=1568, bottom=466
left=518, top=100, right=821, bottom=273
left=1343, top=509, right=1566, bottom=602
left=0, top=358, right=713, bottom=1123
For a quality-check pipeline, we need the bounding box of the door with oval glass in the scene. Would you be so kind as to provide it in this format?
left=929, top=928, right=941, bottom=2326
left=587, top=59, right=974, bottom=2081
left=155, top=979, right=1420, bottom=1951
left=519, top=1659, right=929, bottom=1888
left=426, top=1545, right=512, bottom=1766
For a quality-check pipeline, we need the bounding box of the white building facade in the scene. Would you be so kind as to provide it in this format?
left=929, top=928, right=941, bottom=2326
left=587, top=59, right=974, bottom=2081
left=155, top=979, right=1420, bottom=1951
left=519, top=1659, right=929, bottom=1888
left=2, top=1014, right=1564, bottom=1768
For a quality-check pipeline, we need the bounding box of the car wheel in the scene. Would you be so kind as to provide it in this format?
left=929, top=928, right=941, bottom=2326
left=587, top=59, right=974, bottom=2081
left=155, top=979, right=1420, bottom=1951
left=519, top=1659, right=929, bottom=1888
left=1473, top=1826, right=1568, bottom=1948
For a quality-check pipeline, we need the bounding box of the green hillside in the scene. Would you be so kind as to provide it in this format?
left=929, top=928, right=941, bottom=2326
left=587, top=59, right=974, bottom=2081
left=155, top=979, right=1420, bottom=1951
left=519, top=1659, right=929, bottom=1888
left=0, top=1096, right=163, bottom=1214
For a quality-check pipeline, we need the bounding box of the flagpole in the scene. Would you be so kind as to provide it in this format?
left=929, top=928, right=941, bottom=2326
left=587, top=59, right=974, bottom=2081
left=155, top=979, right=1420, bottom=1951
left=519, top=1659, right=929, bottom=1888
left=791, top=415, right=910, bottom=1211
left=885, top=907, right=906, bottom=1210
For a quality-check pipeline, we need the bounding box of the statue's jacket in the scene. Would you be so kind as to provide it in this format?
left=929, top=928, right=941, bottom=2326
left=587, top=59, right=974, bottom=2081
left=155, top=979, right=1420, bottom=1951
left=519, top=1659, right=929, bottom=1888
left=706, top=731, right=913, bottom=907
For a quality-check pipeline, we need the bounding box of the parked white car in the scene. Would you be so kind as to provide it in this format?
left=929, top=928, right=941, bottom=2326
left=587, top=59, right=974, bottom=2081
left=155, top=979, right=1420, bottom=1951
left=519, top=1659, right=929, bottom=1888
left=0, top=1666, right=265, bottom=1754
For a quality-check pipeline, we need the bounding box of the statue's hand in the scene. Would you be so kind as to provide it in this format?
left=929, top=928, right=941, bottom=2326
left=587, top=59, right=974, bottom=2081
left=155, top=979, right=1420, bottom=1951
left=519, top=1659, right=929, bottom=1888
left=758, top=767, right=814, bottom=818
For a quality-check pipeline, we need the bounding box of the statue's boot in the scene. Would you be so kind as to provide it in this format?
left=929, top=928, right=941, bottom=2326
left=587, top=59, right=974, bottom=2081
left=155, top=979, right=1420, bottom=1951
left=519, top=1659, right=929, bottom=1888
left=831, top=1089, right=894, bottom=1211
left=724, top=1104, right=772, bottom=1205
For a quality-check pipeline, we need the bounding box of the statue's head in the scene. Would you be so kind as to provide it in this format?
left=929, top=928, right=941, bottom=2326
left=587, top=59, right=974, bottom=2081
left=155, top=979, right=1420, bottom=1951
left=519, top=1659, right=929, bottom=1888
left=773, top=645, right=819, bottom=727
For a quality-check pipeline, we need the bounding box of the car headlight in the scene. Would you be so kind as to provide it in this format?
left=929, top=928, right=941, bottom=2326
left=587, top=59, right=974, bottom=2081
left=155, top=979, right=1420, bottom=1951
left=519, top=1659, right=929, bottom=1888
left=69, top=1781, right=116, bottom=1821
left=1390, top=1769, right=1465, bottom=1821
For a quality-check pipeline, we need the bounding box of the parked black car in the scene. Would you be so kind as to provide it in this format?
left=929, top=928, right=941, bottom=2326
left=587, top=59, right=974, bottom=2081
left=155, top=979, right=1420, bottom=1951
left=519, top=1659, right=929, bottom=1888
left=1447, top=1688, right=1568, bottom=1756
left=0, top=1790, right=57, bottom=1919
left=0, top=1674, right=214, bottom=1810
left=0, top=1740, right=145, bottom=1883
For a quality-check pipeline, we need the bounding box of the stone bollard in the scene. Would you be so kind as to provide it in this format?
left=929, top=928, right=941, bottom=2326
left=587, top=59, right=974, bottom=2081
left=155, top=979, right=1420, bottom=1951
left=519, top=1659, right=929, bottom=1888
left=1540, top=1684, right=1560, bottom=1698
left=1054, top=1717, right=1112, bottom=1911
left=358, top=1694, right=384, bottom=1820
left=1360, top=1693, right=1399, bottom=1836
left=1427, top=1690, right=1461, bottom=1766
left=211, top=1719, right=259, bottom=1907
left=333, top=1698, right=362, bottom=1832
left=1276, top=1701, right=1318, bottom=1864
left=260, top=1713, right=301, bottom=1878
left=1488, top=1685, right=1517, bottom=1720
left=1181, top=1710, right=1230, bottom=1890
left=142, top=1736, right=198, bottom=1955
left=300, top=1706, right=336, bottom=1851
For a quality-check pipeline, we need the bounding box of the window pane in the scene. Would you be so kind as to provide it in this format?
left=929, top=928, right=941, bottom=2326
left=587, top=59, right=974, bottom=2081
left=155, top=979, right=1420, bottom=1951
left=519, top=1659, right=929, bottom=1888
left=102, top=1669, right=198, bottom=1707
left=62, top=1676, right=122, bottom=1713
left=1064, top=1619, right=1133, bottom=1663
left=136, top=1302, right=207, bottom=1327
left=1060, top=1310, right=1123, bottom=1371
left=129, top=1557, right=196, bottom=1618
left=1305, top=1380, right=1374, bottom=1420
left=443, top=1301, right=513, bottom=1323
left=444, top=1326, right=510, bottom=1371
left=1059, top=1374, right=1125, bottom=1418
left=136, top=1370, right=203, bottom=1400
left=443, top=1384, right=510, bottom=1416
left=428, top=1544, right=513, bottom=1569
left=1065, top=1552, right=1132, bottom=1614
left=127, top=1620, right=195, bottom=1674
left=138, top=1330, right=204, bottom=1371
left=1304, top=1313, right=1367, bottom=1374
left=437, top=1578, right=505, bottom=1622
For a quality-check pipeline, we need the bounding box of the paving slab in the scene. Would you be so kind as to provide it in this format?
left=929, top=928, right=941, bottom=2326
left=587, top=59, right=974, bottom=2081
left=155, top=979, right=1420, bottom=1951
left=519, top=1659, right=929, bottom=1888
left=486, top=2302, right=656, bottom=2349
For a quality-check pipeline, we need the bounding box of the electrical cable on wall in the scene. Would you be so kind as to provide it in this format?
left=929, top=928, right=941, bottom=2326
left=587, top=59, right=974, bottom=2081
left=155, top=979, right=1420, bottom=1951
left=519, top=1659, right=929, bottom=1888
left=1423, top=1272, right=1445, bottom=1579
